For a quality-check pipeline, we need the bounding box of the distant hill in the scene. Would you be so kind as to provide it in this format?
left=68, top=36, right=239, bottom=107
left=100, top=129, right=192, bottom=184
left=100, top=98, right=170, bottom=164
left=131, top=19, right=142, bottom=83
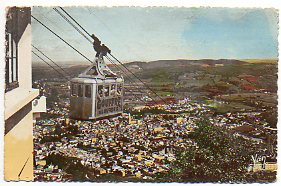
left=32, top=63, right=89, bottom=80
left=240, top=59, right=278, bottom=64
left=125, top=59, right=247, bottom=69
left=33, top=59, right=274, bottom=80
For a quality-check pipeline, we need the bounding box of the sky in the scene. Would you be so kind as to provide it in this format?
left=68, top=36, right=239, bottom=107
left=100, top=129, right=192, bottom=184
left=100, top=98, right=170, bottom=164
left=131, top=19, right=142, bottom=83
left=31, top=7, right=279, bottom=63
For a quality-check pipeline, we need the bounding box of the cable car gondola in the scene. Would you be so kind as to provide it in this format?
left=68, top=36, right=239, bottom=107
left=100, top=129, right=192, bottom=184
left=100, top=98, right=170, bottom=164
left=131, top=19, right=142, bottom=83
left=70, top=56, right=124, bottom=120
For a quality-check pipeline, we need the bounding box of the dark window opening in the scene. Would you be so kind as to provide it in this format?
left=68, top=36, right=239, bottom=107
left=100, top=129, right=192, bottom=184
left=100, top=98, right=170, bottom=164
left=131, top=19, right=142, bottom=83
left=117, top=84, right=122, bottom=96
left=5, top=10, right=18, bottom=92
left=78, top=84, right=83, bottom=97
left=104, top=85, right=109, bottom=97
left=98, top=85, right=103, bottom=97
left=85, top=85, right=92, bottom=98
left=5, top=7, right=30, bottom=93
left=71, top=84, right=77, bottom=96
left=110, top=84, right=116, bottom=96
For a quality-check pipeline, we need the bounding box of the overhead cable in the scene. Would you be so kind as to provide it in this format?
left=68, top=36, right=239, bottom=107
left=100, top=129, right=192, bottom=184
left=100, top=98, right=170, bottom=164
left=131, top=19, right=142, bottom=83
left=31, top=15, right=94, bottom=64
left=105, top=56, right=158, bottom=105
left=59, top=7, right=93, bottom=38
left=109, top=54, right=167, bottom=104
left=54, top=7, right=167, bottom=104
left=32, top=44, right=71, bottom=78
left=53, top=8, right=92, bottom=43
left=32, top=51, right=70, bottom=81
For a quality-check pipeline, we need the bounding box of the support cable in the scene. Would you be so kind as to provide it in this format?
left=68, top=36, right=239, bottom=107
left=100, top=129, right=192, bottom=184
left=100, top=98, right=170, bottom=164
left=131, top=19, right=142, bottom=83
left=123, top=87, right=148, bottom=105
left=54, top=8, right=167, bottom=104
left=106, top=56, right=158, bottom=105
left=109, top=53, right=167, bottom=104
left=59, top=7, right=92, bottom=38
left=32, top=45, right=71, bottom=78
left=53, top=8, right=92, bottom=43
left=33, top=13, right=149, bottom=105
left=32, top=51, right=70, bottom=81
left=31, top=15, right=94, bottom=64
left=54, top=7, right=158, bottom=103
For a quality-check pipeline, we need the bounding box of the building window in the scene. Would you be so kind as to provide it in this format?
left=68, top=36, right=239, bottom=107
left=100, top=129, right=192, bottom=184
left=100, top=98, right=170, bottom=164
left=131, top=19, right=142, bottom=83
left=104, top=85, right=109, bottom=97
left=85, top=85, right=92, bottom=98
left=110, top=84, right=116, bottom=96
left=97, top=100, right=102, bottom=109
left=71, top=84, right=77, bottom=96
left=78, top=84, right=83, bottom=97
left=98, top=85, right=103, bottom=97
left=117, top=84, right=122, bottom=96
left=5, top=10, right=19, bottom=92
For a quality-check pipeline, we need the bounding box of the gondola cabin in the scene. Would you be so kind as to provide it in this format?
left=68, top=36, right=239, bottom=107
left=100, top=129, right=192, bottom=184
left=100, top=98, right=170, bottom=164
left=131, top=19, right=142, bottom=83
left=70, top=57, right=123, bottom=120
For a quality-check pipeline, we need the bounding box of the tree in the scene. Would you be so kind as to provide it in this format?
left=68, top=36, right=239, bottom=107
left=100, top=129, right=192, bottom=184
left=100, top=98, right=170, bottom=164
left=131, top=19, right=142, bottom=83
left=157, top=119, right=270, bottom=183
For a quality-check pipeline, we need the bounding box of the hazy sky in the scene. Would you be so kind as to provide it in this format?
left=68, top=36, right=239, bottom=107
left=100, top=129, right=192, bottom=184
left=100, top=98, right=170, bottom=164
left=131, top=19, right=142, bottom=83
left=32, top=7, right=278, bottom=63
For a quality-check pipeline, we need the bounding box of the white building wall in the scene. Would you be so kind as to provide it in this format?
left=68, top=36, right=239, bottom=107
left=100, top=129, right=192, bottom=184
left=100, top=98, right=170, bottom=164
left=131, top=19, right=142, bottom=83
left=4, top=8, right=41, bottom=181
left=4, top=111, right=34, bottom=180
left=18, top=24, right=32, bottom=90
left=5, top=24, right=38, bottom=120
left=32, top=96, right=47, bottom=113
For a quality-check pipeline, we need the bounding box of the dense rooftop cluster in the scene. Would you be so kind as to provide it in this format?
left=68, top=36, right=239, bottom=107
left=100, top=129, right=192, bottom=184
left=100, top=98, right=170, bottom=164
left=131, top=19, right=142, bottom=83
left=33, top=97, right=276, bottom=181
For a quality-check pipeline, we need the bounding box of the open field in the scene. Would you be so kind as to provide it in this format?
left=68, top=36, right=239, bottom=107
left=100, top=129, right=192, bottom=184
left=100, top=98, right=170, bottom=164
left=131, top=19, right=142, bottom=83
left=33, top=59, right=278, bottom=127
left=241, top=59, right=278, bottom=64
